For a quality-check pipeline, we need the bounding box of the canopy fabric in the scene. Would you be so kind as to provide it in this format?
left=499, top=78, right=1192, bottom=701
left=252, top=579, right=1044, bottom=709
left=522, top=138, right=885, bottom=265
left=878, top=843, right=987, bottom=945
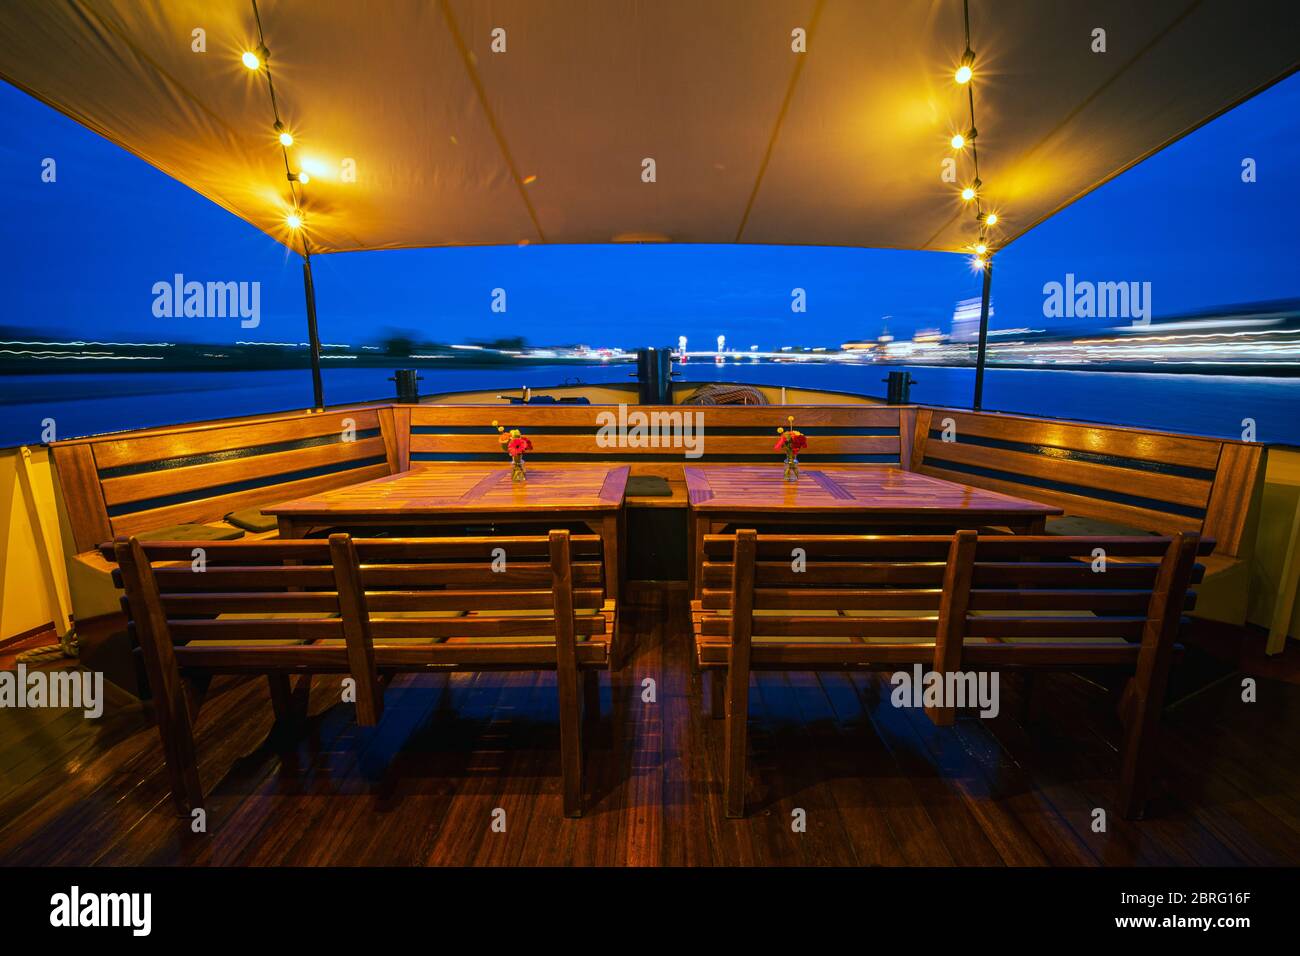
left=2, top=0, right=1296, bottom=256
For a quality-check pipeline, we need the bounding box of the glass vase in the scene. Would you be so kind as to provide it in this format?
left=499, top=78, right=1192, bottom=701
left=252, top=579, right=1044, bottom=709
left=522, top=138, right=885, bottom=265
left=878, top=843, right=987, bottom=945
left=511, top=455, right=526, bottom=482
left=783, top=453, right=799, bottom=482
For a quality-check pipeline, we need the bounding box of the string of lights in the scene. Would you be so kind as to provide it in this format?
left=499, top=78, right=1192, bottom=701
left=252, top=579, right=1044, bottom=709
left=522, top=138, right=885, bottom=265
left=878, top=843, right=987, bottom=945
left=951, top=0, right=998, bottom=270
left=240, top=0, right=325, bottom=408
left=242, top=0, right=309, bottom=248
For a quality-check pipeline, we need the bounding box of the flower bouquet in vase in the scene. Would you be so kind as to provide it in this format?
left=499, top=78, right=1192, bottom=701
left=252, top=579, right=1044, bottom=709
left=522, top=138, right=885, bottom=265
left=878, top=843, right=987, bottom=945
left=774, top=416, right=807, bottom=482
left=493, top=420, right=533, bottom=482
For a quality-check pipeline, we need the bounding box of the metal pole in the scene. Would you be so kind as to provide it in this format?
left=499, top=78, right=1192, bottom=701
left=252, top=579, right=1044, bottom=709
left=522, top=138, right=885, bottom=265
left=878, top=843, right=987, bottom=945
left=972, top=256, right=993, bottom=410
left=301, top=250, right=324, bottom=411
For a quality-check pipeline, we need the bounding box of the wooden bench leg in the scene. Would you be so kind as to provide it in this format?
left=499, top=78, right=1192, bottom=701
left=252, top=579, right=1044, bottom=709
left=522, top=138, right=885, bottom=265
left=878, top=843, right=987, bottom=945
left=1018, top=671, right=1042, bottom=724
left=710, top=669, right=726, bottom=719
left=267, top=673, right=314, bottom=726
left=557, top=668, right=583, bottom=818
left=723, top=666, right=750, bottom=818
left=926, top=531, right=976, bottom=729
left=153, top=681, right=203, bottom=815
left=1118, top=533, right=1198, bottom=819
left=267, top=674, right=293, bottom=721
left=1118, top=674, right=1166, bottom=820
left=582, top=669, right=600, bottom=724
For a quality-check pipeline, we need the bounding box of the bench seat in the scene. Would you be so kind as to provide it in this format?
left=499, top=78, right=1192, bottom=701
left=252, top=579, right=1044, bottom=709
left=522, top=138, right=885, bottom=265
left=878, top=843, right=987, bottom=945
left=695, top=530, right=1209, bottom=819
left=107, top=530, right=614, bottom=817
left=912, top=408, right=1265, bottom=624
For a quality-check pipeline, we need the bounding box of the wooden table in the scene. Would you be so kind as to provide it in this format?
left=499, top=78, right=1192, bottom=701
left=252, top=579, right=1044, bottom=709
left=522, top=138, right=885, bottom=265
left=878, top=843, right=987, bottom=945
left=265, top=463, right=631, bottom=598
left=684, top=464, right=1062, bottom=594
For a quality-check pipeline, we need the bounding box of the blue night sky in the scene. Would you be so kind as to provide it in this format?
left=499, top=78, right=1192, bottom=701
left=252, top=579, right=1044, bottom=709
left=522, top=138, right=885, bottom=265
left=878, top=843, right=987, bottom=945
left=2, top=72, right=1297, bottom=349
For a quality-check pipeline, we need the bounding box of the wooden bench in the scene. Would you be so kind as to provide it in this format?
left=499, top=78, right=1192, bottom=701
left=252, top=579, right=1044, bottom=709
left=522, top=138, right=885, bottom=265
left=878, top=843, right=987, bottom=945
left=911, top=408, right=1265, bottom=623
left=404, top=403, right=914, bottom=506
left=692, top=529, right=1209, bottom=818
left=107, top=529, right=615, bottom=818
left=52, top=400, right=1262, bottom=615
left=51, top=407, right=400, bottom=624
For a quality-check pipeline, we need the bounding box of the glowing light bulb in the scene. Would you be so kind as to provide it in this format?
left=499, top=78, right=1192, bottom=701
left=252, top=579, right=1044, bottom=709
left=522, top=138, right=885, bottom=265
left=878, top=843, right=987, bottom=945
left=971, top=255, right=987, bottom=271
left=956, top=49, right=975, bottom=85
left=950, top=133, right=966, bottom=149
left=298, top=171, right=310, bottom=184
left=975, top=242, right=988, bottom=255
left=241, top=51, right=261, bottom=70
left=961, top=187, right=976, bottom=201
left=985, top=212, right=999, bottom=226
left=286, top=212, right=303, bottom=230
left=279, top=131, right=293, bottom=147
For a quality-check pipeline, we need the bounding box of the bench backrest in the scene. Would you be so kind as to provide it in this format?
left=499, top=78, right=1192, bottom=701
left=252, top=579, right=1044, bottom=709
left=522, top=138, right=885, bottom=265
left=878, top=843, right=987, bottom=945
left=108, top=530, right=610, bottom=724
left=697, top=530, right=1208, bottom=668
left=911, top=408, right=1265, bottom=559
left=52, top=407, right=399, bottom=551
left=405, top=404, right=911, bottom=468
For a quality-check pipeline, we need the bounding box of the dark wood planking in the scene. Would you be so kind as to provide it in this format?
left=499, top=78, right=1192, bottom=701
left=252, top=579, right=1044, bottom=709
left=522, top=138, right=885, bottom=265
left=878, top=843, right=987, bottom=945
left=2, top=588, right=1299, bottom=866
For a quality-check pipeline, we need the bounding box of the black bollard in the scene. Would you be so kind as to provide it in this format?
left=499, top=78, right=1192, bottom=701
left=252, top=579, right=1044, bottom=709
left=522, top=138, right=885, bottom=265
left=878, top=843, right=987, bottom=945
left=635, top=348, right=675, bottom=405
left=391, top=368, right=422, bottom=404
left=882, top=370, right=916, bottom=405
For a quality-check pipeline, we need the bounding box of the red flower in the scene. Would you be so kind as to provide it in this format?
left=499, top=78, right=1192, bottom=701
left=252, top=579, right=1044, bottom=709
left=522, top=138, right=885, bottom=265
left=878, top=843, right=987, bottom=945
left=776, top=431, right=808, bottom=453
left=507, top=436, right=533, bottom=456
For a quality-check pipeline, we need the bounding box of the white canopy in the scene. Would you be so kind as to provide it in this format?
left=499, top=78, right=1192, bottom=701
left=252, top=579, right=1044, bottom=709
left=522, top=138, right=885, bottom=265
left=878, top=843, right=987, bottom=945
left=1, top=0, right=1296, bottom=254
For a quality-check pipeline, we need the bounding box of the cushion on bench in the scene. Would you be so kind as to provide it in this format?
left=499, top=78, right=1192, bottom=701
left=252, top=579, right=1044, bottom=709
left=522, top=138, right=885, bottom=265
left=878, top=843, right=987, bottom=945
left=224, top=508, right=280, bottom=533
left=138, top=523, right=245, bottom=541
left=1044, top=515, right=1158, bottom=537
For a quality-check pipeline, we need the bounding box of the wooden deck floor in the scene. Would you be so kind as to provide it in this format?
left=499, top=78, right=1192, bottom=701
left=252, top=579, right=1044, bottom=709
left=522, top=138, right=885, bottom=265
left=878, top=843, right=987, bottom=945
left=3, top=588, right=1299, bottom=866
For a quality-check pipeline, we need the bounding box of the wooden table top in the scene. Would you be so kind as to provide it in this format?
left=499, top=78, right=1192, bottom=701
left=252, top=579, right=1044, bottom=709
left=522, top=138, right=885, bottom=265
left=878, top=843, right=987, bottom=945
left=265, top=463, right=631, bottom=516
left=684, top=465, right=1062, bottom=517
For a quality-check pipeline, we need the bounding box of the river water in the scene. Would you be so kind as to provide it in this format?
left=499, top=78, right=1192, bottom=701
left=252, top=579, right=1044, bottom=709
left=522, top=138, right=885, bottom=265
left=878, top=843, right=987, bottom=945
left=1, top=361, right=1295, bottom=447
